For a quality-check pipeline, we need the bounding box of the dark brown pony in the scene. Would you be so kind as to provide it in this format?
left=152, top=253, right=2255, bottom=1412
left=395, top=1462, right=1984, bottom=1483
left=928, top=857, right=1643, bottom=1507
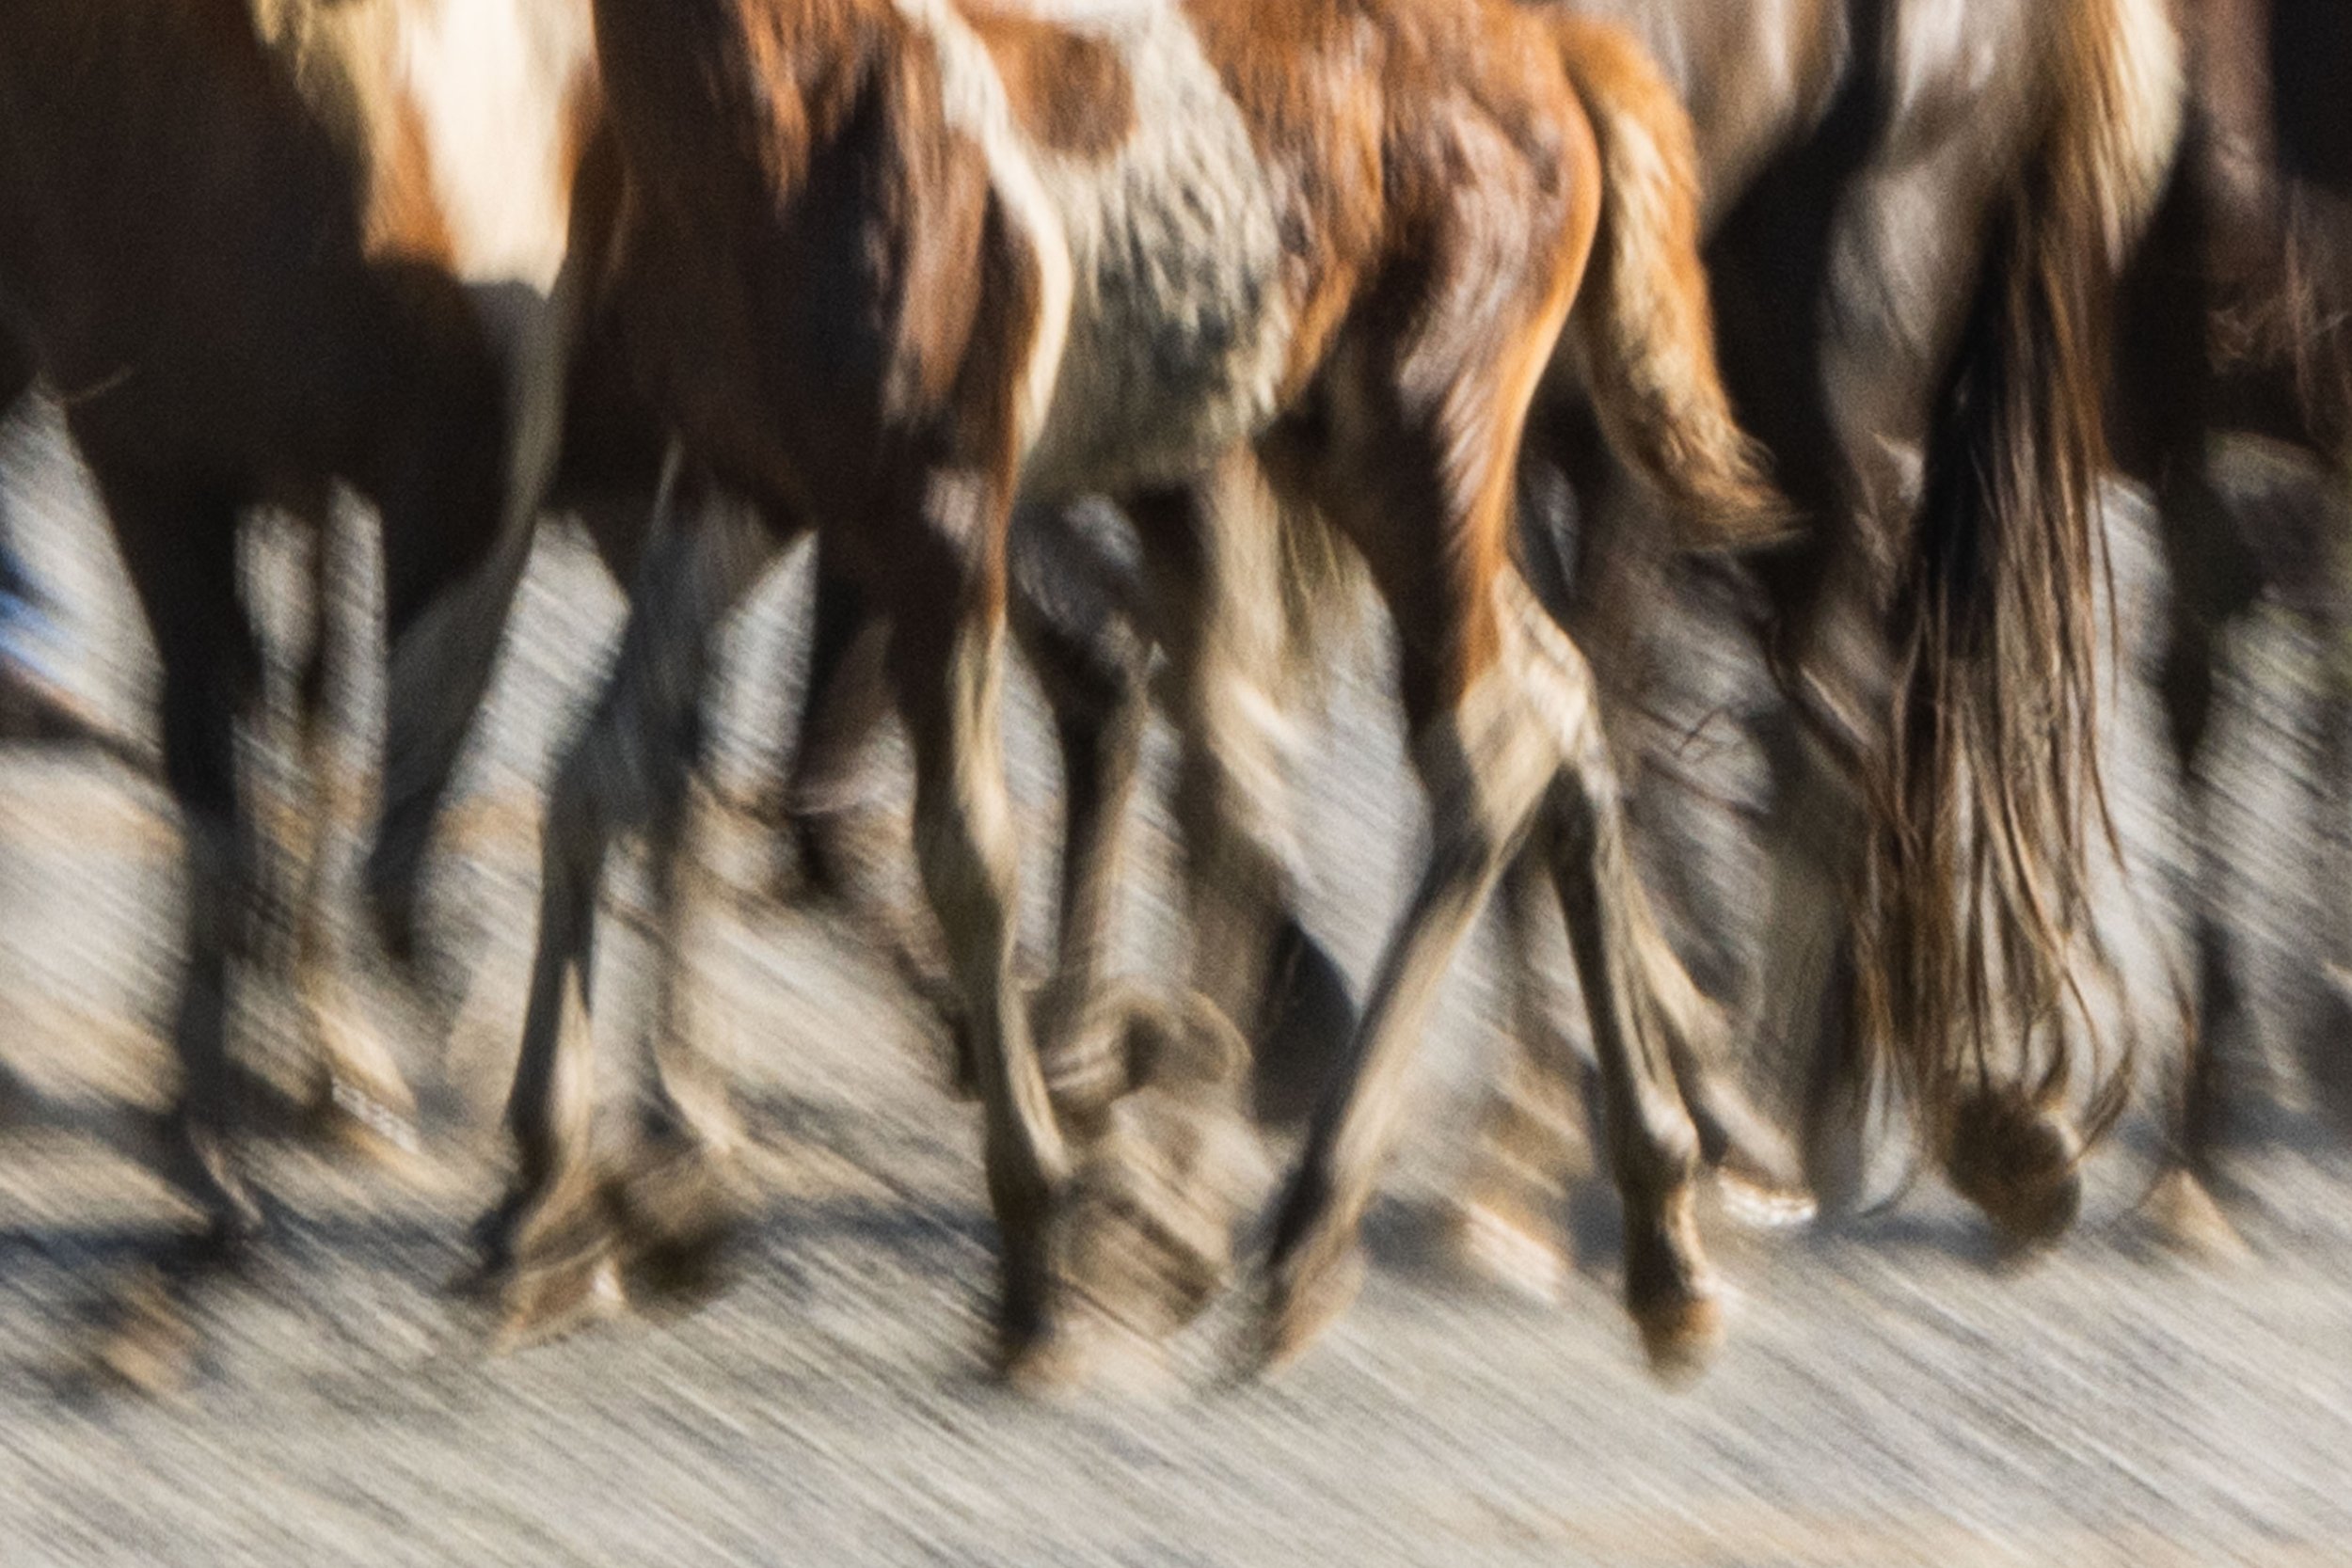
left=0, top=0, right=601, bottom=1312
left=492, top=0, right=1786, bottom=1381
left=2110, top=0, right=2352, bottom=1241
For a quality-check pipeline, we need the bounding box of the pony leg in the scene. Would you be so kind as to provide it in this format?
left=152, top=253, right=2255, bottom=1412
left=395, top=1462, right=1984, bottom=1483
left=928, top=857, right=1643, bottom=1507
left=1516, top=574, right=1720, bottom=1370
left=604, top=689, right=755, bottom=1306
left=96, top=470, right=264, bottom=1251
left=875, top=476, right=1068, bottom=1368
left=771, top=536, right=894, bottom=906
left=1451, top=844, right=1597, bottom=1299
left=1032, top=480, right=1280, bottom=1358
left=2145, top=458, right=2261, bottom=1252
left=363, top=277, right=577, bottom=967
left=1132, top=457, right=1342, bottom=1124
left=2309, top=518, right=2352, bottom=1133
left=1008, top=500, right=1152, bottom=1122
left=281, top=506, right=419, bottom=1161
left=1261, top=568, right=1573, bottom=1370
left=483, top=471, right=776, bottom=1329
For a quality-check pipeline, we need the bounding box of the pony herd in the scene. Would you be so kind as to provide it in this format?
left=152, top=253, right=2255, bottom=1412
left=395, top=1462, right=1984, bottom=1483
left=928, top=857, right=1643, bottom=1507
left=0, top=0, right=2343, bottom=1392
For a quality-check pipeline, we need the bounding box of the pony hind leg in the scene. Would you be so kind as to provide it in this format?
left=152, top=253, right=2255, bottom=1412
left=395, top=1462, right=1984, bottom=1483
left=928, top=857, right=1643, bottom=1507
left=769, top=538, right=897, bottom=909
left=1006, top=499, right=1153, bottom=1125
left=1130, top=458, right=1348, bottom=1124
left=274, top=503, right=422, bottom=1164
left=1255, top=271, right=1628, bottom=1370
left=873, top=481, right=1070, bottom=1372
left=1510, top=574, right=1721, bottom=1370
left=480, top=468, right=778, bottom=1337
left=1038, top=462, right=1310, bottom=1363
left=1450, top=844, right=1600, bottom=1301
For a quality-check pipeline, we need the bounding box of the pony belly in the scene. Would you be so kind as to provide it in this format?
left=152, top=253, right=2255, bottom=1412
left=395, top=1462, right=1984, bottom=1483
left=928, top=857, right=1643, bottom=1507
left=1009, top=6, right=1295, bottom=503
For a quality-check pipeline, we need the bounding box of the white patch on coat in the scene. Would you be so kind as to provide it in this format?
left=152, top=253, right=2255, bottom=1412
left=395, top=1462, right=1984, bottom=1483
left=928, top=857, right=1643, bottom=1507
left=896, top=0, right=1293, bottom=503
left=1016, top=1, right=1293, bottom=502
left=893, top=0, right=1077, bottom=467
left=396, top=0, right=593, bottom=294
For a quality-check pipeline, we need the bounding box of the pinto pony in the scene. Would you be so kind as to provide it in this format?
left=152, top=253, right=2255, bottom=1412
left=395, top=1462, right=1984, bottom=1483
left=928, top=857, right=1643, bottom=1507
left=495, top=0, right=1785, bottom=1375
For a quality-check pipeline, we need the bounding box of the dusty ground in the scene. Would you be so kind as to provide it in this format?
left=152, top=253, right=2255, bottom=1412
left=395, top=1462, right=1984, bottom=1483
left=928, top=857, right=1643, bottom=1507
left=0, top=401, right=2349, bottom=1567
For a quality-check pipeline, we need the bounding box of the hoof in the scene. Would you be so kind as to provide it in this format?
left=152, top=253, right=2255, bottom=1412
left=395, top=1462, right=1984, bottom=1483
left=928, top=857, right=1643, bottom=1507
left=1448, top=1196, right=1571, bottom=1304
left=1631, top=1285, right=1724, bottom=1385
left=86, top=1269, right=199, bottom=1396
left=490, top=1248, right=628, bottom=1354
left=1254, top=1236, right=1367, bottom=1377
left=609, top=1138, right=751, bottom=1313
left=1711, top=1171, right=1819, bottom=1231
left=465, top=1176, right=625, bottom=1347
left=2143, top=1166, right=2249, bottom=1263
left=1055, top=992, right=1261, bottom=1348
left=1692, top=1089, right=1815, bottom=1229
left=996, top=1323, right=1089, bottom=1398
left=1946, top=1089, right=2083, bottom=1253
left=1625, top=1183, right=1722, bottom=1384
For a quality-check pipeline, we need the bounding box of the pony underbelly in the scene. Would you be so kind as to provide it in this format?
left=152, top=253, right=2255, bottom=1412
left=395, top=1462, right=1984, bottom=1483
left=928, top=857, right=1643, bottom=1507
left=1005, top=4, right=1295, bottom=504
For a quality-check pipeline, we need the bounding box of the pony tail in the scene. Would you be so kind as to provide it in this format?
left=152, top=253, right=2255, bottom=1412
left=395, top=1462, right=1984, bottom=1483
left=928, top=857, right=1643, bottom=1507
left=1866, top=0, right=2182, bottom=1239
left=1552, top=17, right=1792, bottom=552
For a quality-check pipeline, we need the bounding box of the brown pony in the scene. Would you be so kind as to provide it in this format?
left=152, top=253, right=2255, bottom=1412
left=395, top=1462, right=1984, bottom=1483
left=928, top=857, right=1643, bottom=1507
left=492, top=0, right=1785, bottom=1378
left=740, top=18, right=1813, bottom=1308
left=0, top=0, right=601, bottom=1306
left=2110, top=0, right=2352, bottom=1241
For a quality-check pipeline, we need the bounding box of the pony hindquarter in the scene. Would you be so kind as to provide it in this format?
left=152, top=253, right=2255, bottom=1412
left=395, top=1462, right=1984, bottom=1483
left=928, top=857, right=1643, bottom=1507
left=1518, top=0, right=2184, bottom=1248
left=0, top=0, right=596, bottom=1299
left=502, top=0, right=1734, bottom=1380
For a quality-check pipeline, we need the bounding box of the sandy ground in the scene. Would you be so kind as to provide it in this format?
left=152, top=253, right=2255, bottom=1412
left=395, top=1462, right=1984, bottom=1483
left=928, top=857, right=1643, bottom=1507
left=0, top=399, right=2349, bottom=1567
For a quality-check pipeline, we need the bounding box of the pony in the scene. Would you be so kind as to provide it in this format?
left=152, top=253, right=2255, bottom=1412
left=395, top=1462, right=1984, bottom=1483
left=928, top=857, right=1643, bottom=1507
left=2110, top=0, right=2352, bottom=1241
left=0, top=0, right=604, bottom=1341
left=487, top=0, right=1788, bottom=1380
left=1482, top=0, right=2185, bottom=1250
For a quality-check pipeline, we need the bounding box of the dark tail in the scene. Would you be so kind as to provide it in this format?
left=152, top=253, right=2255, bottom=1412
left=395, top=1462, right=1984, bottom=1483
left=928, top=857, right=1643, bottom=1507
left=1865, top=0, right=2181, bottom=1177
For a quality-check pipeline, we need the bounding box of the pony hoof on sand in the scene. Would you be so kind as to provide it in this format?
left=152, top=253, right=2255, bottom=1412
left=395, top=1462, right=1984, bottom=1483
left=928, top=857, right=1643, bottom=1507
left=2142, top=1165, right=2249, bottom=1263
left=1629, top=1280, right=1724, bottom=1385
left=1945, top=1087, right=2083, bottom=1253
left=489, top=1247, right=628, bottom=1354
left=86, top=1268, right=202, bottom=1397
left=608, top=1137, right=752, bottom=1314
left=1253, top=1234, right=1368, bottom=1378
left=1055, top=990, right=1261, bottom=1345
left=1448, top=1194, right=1572, bottom=1304
left=1624, top=1183, right=1723, bottom=1382
left=461, top=1176, right=627, bottom=1348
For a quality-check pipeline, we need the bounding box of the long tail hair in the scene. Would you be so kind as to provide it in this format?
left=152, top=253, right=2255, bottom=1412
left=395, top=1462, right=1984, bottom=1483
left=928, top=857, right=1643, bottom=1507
left=1866, top=0, right=2182, bottom=1156
left=1551, top=15, right=1792, bottom=552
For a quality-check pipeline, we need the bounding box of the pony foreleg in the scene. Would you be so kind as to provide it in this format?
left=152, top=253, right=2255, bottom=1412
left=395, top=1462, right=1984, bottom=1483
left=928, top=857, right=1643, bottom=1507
left=483, top=474, right=777, bottom=1337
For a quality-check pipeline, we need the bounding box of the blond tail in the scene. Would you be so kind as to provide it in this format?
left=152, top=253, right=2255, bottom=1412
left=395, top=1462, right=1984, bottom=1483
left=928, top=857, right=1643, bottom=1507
left=1552, top=17, right=1790, bottom=551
